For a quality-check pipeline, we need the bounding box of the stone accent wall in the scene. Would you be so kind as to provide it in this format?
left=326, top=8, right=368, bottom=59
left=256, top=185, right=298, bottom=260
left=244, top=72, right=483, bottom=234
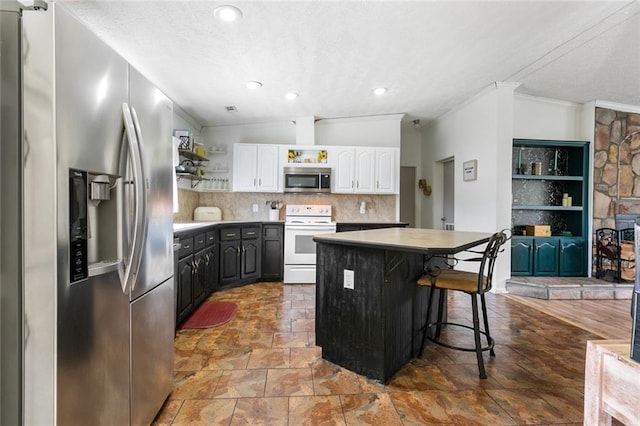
left=593, top=107, right=640, bottom=230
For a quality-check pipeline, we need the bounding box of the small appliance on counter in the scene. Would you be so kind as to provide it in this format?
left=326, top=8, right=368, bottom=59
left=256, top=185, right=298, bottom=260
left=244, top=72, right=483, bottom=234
left=194, top=206, right=222, bottom=222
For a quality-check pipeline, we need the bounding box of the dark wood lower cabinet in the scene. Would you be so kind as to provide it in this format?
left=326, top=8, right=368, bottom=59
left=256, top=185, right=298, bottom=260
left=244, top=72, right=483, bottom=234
left=533, top=239, right=559, bottom=276
left=193, top=249, right=208, bottom=306
left=241, top=238, right=260, bottom=279
left=510, top=236, right=585, bottom=277
left=219, top=240, right=241, bottom=286
left=175, top=229, right=219, bottom=327
left=511, top=238, right=533, bottom=275
left=315, top=241, right=439, bottom=383
left=204, top=245, right=218, bottom=293
left=261, top=224, right=283, bottom=281
left=176, top=255, right=194, bottom=325
left=559, top=237, right=585, bottom=276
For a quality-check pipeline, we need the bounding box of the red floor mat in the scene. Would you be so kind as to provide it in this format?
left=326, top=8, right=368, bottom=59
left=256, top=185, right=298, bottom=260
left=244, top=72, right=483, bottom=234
left=179, top=301, right=237, bottom=329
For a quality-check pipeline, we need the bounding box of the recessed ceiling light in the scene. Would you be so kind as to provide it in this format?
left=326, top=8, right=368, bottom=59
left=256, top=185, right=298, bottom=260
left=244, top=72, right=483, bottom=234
left=373, top=87, right=387, bottom=96
left=214, top=5, right=243, bottom=22
left=285, top=92, right=298, bottom=100
left=246, top=81, right=262, bottom=89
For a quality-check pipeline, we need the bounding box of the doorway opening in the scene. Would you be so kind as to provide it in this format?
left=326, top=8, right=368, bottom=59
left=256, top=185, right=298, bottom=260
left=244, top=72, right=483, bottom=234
left=441, top=158, right=454, bottom=230
left=400, top=166, right=416, bottom=227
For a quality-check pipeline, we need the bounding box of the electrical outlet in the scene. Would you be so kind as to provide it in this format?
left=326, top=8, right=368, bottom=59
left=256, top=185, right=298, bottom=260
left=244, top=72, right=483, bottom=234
left=343, top=269, right=354, bottom=290
left=252, top=203, right=259, bottom=213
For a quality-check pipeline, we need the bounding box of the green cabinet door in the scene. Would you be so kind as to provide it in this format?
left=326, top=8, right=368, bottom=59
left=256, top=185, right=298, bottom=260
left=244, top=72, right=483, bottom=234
left=559, top=237, right=585, bottom=276
left=533, top=239, right=559, bottom=275
left=511, top=237, right=533, bottom=275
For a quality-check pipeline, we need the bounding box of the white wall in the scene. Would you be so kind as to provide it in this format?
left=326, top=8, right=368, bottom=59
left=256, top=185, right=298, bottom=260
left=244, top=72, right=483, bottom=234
left=201, top=121, right=295, bottom=147
left=173, top=103, right=202, bottom=138
left=198, top=115, right=404, bottom=214
left=200, top=114, right=403, bottom=149
left=316, top=114, right=403, bottom=147
left=422, top=83, right=517, bottom=291
left=513, top=93, right=581, bottom=140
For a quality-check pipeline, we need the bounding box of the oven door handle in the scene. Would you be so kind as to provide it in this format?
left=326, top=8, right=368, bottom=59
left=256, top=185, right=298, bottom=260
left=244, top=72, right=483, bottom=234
left=285, top=225, right=336, bottom=232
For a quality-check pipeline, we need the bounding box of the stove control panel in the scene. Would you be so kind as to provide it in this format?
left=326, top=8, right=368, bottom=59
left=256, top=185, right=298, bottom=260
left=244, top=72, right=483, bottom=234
left=285, top=204, right=332, bottom=217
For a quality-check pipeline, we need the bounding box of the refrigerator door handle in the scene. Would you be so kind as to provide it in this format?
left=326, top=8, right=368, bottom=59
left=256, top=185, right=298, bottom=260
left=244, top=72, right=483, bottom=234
left=119, top=103, right=146, bottom=294
left=128, top=105, right=149, bottom=293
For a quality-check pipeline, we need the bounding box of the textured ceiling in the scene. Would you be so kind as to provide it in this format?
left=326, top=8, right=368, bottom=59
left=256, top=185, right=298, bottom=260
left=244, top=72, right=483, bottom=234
left=58, top=0, right=640, bottom=127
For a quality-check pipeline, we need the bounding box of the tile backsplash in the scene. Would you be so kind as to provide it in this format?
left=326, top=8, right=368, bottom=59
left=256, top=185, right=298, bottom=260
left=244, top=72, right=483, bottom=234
left=174, top=189, right=396, bottom=222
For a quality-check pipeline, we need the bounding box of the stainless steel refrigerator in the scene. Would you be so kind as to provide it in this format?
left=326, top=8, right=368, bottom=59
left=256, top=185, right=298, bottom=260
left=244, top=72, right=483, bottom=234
left=1, top=2, right=175, bottom=424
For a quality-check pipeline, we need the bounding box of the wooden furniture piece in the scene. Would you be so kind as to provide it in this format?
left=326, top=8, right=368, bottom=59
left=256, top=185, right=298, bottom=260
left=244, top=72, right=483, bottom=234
left=416, top=230, right=509, bottom=379
left=595, top=227, right=634, bottom=282
left=585, top=340, right=640, bottom=425
left=511, top=139, right=589, bottom=276
left=313, top=228, right=492, bottom=383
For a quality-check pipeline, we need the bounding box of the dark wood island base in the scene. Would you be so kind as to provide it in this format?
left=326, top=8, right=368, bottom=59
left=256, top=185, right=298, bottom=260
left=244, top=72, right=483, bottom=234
left=313, top=228, right=492, bottom=383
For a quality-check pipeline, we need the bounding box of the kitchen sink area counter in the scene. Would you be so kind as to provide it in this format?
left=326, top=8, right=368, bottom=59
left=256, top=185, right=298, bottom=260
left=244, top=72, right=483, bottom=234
left=173, top=220, right=284, bottom=234
left=313, top=227, right=492, bottom=383
left=173, top=220, right=284, bottom=327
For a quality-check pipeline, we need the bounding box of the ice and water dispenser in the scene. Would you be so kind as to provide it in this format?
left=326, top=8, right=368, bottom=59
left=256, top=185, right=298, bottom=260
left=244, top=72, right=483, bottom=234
left=68, top=168, right=121, bottom=284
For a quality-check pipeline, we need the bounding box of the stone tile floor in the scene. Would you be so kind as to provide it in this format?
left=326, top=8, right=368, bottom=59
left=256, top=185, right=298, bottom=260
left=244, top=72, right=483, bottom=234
left=505, top=276, right=633, bottom=300
left=153, top=282, right=621, bottom=425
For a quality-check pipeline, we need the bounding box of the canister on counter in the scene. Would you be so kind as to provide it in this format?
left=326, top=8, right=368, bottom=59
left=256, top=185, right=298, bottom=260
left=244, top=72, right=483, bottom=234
left=531, top=162, right=542, bottom=175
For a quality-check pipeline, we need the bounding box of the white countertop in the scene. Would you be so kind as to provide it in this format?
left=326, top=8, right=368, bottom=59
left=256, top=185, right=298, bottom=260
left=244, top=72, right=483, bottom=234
left=173, top=220, right=283, bottom=233
left=313, top=227, right=492, bottom=255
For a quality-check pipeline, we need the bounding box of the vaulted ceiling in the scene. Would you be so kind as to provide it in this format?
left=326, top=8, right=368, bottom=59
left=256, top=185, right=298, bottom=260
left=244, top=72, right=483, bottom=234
left=59, top=0, right=640, bottom=127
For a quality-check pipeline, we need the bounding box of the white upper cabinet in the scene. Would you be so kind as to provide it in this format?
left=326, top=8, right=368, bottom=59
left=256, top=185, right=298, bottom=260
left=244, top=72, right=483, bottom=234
left=256, top=145, right=279, bottom=191
left=374, top=148, right=396, bottom=194
left=329, top=147, right=398, bottom=194
left=232, top=144, right=280, bottom=192
left=355, top=148, right=375, bottom=192
left=330, top=148, right=355, bottom=192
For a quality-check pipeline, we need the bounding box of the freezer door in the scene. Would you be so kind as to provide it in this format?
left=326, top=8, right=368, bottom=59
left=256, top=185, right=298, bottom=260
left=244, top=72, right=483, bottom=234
left=130, top=277, right=174, bottom=425
left=128, top=67, right=174, bottom=300
left=57, top=270, right=130, bottom=426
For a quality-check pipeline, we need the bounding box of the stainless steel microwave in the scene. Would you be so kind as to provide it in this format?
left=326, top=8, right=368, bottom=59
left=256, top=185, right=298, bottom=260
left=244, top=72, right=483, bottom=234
left=283, top=167, right=331, bottom=193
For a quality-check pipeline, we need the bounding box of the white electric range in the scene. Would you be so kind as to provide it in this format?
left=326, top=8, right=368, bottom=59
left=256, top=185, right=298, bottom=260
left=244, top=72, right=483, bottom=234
left=283, top=204, right=336, bottom=284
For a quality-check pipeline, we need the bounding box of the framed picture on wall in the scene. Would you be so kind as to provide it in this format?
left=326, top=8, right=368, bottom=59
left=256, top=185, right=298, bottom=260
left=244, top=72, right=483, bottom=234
left=463, top=160, right=477, bottom=181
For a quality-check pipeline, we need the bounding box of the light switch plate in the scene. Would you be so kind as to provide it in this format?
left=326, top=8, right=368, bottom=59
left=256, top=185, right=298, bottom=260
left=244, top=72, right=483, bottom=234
left=252, top=203, right=259, bottom=212
left=344, top=269, right=354, bottom=290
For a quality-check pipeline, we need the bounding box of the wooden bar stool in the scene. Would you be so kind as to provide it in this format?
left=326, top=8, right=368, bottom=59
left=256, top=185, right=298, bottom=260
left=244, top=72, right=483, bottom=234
left=416, top=230, right=509, bottom=379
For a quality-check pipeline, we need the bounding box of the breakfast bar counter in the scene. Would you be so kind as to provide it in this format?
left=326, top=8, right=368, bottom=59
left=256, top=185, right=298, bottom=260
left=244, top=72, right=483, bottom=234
left=313, top=228, right=492, bottom=383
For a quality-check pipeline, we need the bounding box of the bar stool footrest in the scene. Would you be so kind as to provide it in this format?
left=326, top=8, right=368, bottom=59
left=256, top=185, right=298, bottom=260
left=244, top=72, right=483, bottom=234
left=425, top=321, right=495, bottom=353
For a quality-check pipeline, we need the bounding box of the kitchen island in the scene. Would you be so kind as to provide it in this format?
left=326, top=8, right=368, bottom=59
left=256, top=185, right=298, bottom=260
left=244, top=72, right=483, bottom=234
left=313, top=227, right=492, bottom=383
